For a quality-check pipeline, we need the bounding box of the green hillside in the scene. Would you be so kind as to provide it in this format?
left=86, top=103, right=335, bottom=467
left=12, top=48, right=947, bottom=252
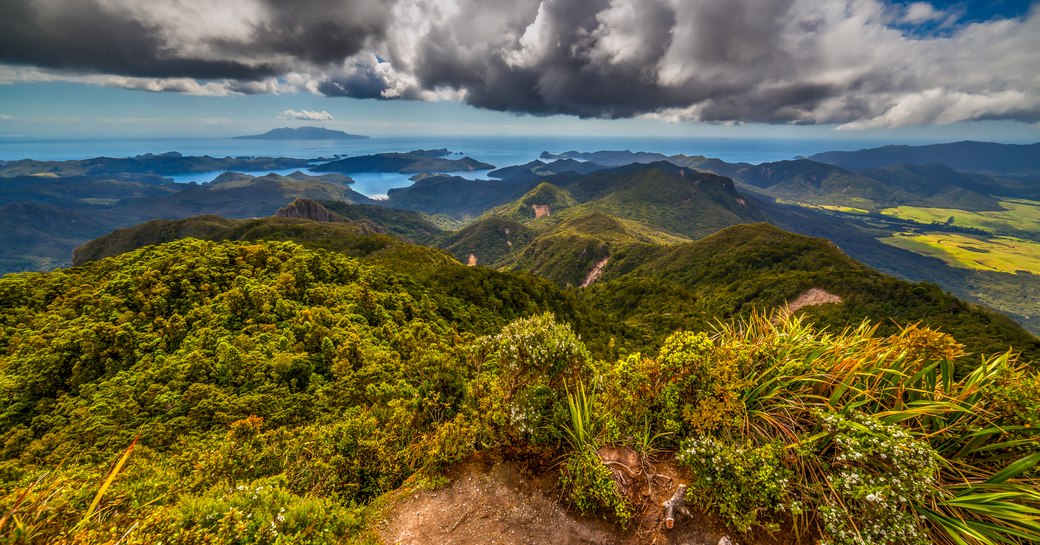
left=556, top=163, right=761, bottom=238
left=506, top=213, right=688, bottom=287
left=585, top=223, right=1040, bottom=361
left=439, top=217, right=537, bottom=266
left=319, top=201, right=447, bottom=244
left=72, top=216, right=397, bottom=266
left=0, top=238, right=1037, bottom=545
left=481, top=182, right=578, bottom=223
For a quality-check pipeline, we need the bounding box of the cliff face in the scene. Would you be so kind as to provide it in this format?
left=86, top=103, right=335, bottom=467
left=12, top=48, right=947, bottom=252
left=275, top=198, right=347, bottom=223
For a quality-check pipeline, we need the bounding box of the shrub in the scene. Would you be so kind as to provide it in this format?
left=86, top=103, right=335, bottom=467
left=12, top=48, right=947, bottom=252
left=559, top=448, right=631, bottom=527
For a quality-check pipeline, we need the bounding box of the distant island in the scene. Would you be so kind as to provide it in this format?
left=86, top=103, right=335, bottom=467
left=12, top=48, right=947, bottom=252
left=312, top=149, right=494, bottom=174
left=233, top=126, right=369, bottom=140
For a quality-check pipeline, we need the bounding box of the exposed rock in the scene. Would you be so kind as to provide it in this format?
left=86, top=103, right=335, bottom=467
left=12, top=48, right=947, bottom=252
left=532, top=204, right=552, bottom=218
left=788, top=288, right=843, bottom=312
left=275, top=198, right=346, bottom=223
left=581, top=256, right=610, bottom=288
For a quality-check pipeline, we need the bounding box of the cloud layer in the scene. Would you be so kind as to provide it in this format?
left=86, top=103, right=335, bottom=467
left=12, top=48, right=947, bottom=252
left=1, top=0, right=1038, bottom=128
left=278, top=109, right=334, bottom=121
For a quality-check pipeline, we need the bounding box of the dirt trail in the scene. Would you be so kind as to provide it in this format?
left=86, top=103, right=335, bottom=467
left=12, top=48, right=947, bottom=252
left=378, top=451, right=744, bottom=545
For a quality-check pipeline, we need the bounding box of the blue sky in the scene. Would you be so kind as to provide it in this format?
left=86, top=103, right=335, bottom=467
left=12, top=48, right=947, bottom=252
left=0, top=0, right=1038, bottom=141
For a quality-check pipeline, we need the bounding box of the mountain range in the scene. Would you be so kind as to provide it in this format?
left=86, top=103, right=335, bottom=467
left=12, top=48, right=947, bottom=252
left=1, top=139, right=1039, bottom=545
left=1, top=140, right=1038, bottom=337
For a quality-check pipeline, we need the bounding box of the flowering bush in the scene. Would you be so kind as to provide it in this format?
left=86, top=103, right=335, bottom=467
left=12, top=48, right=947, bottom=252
left=817, top=412, right=936, bottom=545
left=678, top=436, right=791, bottom=532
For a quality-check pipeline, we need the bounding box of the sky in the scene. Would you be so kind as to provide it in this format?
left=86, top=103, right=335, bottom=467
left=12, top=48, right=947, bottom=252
left=0, top=0, right=1038, bottom=140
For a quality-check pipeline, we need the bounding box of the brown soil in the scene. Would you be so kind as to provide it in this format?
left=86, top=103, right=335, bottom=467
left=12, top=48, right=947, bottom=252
left=532, top=204, right=552, bottom=218
left=580, top=256, right=610, bottom=288
left=377, top=450, right=747, bottom=545
left=787, top=288, right=842, bottom=312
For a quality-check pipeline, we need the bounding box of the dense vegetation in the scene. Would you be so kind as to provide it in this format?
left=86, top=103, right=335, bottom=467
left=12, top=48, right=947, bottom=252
left=0, top=238, right=1036, bottom=544
left=2, top=141, right=1039, bottom=543
left=0, top=239, right=608, bottom=543
left=585, top=224, right=1040, bottom=362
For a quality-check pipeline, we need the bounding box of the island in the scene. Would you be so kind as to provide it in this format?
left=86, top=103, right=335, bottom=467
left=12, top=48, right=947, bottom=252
left=312, top=149, right=494, bottom=173
left=233, top=126, right=369, bottom=140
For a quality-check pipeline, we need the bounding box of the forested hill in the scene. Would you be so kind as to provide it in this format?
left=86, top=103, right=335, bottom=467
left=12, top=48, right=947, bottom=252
left=809, top=140, right=1040, bottom=176
left=1, top=236, right=1038, bottom=544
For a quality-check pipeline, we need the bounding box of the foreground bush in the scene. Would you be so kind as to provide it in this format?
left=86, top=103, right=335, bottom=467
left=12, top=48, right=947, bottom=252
left=635, top=313, right=1040, bottom=544
left=1, top=241, right=1036, bottom=544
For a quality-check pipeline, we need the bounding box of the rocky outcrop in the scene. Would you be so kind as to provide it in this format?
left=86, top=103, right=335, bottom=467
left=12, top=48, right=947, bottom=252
left=532, top=204, right=551, bottom=218
left=275, top=198, right=346, bottom=223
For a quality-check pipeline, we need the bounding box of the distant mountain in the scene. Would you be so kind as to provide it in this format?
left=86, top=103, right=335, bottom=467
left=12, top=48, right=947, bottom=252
left=860, top=163, right=1002, bottom=210
left=488, top=159, right=607, bottom=181
left=0, top=170, right=374, bottom=274
left=810, top=141, right=1040, bottom=176
left=145, top=171, right=375, bottom=218
left=384, top=174, right=539, bottom=218
left=313, top=149, right=494, bottom=174
left=440, top=164, right=761, bottom=284
left=233, top=126, right=368, bottom=140
left=550, top=162, right=763, bottom=239
left=541, top=150, right=670, bottom=165
left=729, top=159, right=919, bottom=209
left=539, top=150, right=750, bottom=177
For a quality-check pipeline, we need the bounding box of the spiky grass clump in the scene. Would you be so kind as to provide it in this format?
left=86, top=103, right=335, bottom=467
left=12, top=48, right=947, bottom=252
left=558, top=381, right=631, bottom=526
left=654, top=311, right=1039, bottom=544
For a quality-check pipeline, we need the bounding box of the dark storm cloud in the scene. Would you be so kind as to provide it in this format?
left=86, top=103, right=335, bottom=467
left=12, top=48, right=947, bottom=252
left=406, top=0, right=812, bottom=120
left=316, top=60, right=400, bottom=99
left=411, top=0, right=693, bottom=117
left=0, top=0, right=279, bottom=80
left=0, top=0, right=387, bottom=82
left=0, top=0, right=1037, bottom=126
left=249, top=0, right=391, bottom=65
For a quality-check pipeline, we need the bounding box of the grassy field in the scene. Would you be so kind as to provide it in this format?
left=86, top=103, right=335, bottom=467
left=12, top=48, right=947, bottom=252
left=880, top=199, right=1040, bottom=233
left=776, top=198, right=871, bottom=214
left=880, top=231, right=1040, bottom=275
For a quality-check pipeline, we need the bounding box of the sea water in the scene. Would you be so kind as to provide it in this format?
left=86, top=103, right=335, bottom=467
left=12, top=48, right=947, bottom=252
left=0, top=134, right=905, bottom=197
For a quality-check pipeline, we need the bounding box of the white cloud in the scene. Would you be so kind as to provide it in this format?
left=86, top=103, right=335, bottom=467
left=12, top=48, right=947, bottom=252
left=902, top=2, right=944, bottom=24
left=0, top=114, right=14, bottom=120
left=837, top=89, right=1038, bottom=130
left=277, top=109, right=334, bottom=121
left=2, top=0, right=1039, bottom=128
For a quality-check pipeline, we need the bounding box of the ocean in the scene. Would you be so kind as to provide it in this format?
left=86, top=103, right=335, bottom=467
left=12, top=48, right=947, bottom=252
left=0, top=134, right=902, bottom=198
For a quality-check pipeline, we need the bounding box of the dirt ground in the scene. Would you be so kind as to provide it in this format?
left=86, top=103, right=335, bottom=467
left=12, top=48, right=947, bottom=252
left=787, top=288, right=843, bottom=312
left=377, top=449, right=746, bottom=545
